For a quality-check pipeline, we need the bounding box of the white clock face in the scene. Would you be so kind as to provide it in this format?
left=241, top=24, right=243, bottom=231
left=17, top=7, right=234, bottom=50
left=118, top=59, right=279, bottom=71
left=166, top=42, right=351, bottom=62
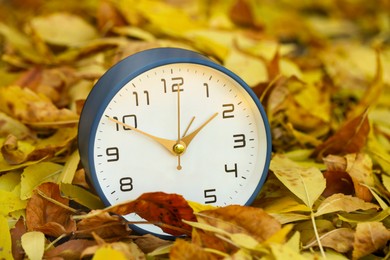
left=92, top=63, right=269, bottom=235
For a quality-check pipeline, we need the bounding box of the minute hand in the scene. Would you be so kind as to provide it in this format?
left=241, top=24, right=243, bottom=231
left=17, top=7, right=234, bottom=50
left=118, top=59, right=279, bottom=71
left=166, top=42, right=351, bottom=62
left=106, top=116, right=177, bottom=155
left=181, top=112, right=218, bottom=147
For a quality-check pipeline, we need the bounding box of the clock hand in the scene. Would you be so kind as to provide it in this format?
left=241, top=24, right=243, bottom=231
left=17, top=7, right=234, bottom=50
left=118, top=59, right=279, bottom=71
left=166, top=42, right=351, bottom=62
left=106, top=116, right=178, bottom=156
left=181, top=112, right=218, bottom=148
left=176, top=87, right=183, bottom=170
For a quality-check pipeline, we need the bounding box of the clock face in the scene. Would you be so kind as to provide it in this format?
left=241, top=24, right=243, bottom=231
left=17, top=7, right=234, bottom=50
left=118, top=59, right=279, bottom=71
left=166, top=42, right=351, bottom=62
left=87, top=62, right=270, bottom=236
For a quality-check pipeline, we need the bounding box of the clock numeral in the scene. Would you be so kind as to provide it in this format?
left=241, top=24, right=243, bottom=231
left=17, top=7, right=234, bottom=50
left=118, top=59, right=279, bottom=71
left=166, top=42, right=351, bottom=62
left=204, top=83, right=209, bottom=98
left=222, top=104, right=234, bottom=118
left=204, top=189, right=217, bottom=204
left=225, top=163, right=238, bottom=178
left=133, top=91, right=150, bottom=106
left=113, top=114, right=137, bottom=131
left=233, top=134, right=246, bottom=148
left=106, top=147, right=119, bottom=162
left=119, top=177, right=133, bottom=192
left=161, top=77, right=184, bottom=93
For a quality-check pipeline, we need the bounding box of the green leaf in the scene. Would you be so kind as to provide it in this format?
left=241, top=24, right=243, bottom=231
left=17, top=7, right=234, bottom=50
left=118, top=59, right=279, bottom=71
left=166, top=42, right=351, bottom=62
left=21, top=231, right=45, bottom=260
left=270, top=154, right=326, bottom=208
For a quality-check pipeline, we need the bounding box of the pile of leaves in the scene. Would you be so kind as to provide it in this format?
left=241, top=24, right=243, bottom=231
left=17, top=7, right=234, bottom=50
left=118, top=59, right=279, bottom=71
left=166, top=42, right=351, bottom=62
left=1, top=0, right=390, bottom=259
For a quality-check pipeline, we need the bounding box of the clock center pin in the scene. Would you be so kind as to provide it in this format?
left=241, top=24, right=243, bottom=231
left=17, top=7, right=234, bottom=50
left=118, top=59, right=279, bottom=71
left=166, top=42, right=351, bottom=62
left=173, top=143, right=186, bottom=155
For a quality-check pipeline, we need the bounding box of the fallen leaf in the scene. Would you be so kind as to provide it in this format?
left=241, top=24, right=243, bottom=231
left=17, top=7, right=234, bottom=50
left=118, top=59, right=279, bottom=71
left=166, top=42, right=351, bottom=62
left=0, top=189, right=27, bottom=215
left=0, top=86, right=78, bottom=124
left=26, top=182, right=76, bottom=237
left=198, top=205, right=281, bottom=243
left=30, top=12, right=98, bottom=47
left=315, top=193, right=379, bottom=217
left=21, top=231, right=45, bottom=260
left=170, top=239, right=219, bottom=260
left=352, top=222, right=390, bottom=259
left=345, top=153, right=375, bottom=201
left=133, top=234, right=172, bottom=254
left=75, top=212, right=130, bottom=239
left=102, top=192, right=196, bottom=236
left=304, top=228, right=354, bottom=253
left=0, top=112, right=33, bottom=139
left=10, top=217, right=26, bottom=260
left=44, top=239, right=96, bottom=259
left=20, top=162, right=63, bottom=200
left=270, top=154, right=326, bottom=208
left=60, top=183, right=105, bottom=210
left=312, top=111, right=370, bottom=160
left=0, top=215, right=13, bottom=260
left=90, top=245, right=127, bottom=260
left=1, top=134, right=35, bottom=165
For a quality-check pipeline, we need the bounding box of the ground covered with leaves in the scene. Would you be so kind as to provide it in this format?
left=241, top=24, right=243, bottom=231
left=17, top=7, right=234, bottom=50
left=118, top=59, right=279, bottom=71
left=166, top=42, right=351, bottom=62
left=0, top=0, right=390, bottom=259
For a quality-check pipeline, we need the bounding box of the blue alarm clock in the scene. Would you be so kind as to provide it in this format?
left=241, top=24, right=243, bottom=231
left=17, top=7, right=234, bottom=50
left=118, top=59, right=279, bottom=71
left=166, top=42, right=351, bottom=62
left=78, top=47, right=271, bottom=237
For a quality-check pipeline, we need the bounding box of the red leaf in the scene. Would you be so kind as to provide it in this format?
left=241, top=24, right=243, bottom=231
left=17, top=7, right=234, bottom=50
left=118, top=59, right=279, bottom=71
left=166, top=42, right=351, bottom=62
left=105, top=192, right=196, bottom=236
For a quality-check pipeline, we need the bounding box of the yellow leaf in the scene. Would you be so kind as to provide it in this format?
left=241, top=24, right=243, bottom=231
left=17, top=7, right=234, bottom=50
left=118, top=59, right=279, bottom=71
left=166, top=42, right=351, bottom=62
left=60, top=183, right=104, bottom=209
left=30, top=12, right=98, bottom=47
left=269, top=243, right=306, bottom=260
left=0, top=215, right=13, bottom=260
left=224, top=48, right=268, bottom=86
left=59, top=150, right=80, bottom=184
left=0, top=171, right=20, bottom=191
left=188, top=200, right=216, bottom=213
left=21, top=231, right=45, bottom=260
left=20, top=162, right=63, bottom=200
left=0, top=86, right=78, bottom=124
left=92, top=245, right=128, bottom=260
left=315, top=193, right=379, bottom=217
left=270, top=155, right=326, bottom=208
left=0, top=189, right=27, bottom=215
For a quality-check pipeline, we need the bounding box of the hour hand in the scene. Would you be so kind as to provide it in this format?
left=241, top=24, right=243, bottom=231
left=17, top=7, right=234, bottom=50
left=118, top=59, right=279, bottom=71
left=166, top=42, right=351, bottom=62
left=181, top=112, right=218, bottom=148
left=106, top=116, right=177, bottom=155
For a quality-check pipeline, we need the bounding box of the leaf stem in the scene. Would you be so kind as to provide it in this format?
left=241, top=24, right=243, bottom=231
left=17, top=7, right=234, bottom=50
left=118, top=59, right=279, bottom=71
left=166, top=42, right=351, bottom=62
left=310, top=211, right=326, bottom=259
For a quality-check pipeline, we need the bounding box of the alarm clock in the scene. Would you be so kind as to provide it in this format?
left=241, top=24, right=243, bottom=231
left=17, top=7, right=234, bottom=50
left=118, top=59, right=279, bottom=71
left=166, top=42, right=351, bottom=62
left=78, top=47, right=272, bottom=237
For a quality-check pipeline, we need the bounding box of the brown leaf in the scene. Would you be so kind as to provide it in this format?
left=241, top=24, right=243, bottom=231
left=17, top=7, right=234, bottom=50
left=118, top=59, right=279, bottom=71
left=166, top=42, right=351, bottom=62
left=96, top=0, right=127, bottom=33
left=198, top=205, right=281, bottom=242
left=44, top=239, right=96, bottom=260
left=305, top=228, right=355, bottom=253
left=76, top=212, right=130, bottom=239
left=170, top=239, right=218, bottom=260
left=345, top=153, right=375, bottom=202
left=26, top=182, right=76, bottom=237
left=133, top=234, right=172, bottom=254
left=10, top=218, right=26, bottom=260
left=312, top=110, right=370, bottom=160
left=229, top=0, right=257, bottom=28
left=322, top=155, right=353, bottom=197
left=191, top=228, right=235, bottom=255
left=352, top=222, right=390, bottom=260
left=1, top=134, right=29, bottom=164
left=105, top=192, right=196, bottom=236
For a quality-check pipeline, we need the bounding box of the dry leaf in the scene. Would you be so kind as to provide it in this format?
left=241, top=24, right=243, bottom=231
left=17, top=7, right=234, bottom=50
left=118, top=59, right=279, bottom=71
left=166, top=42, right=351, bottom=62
left=44, top=239, right=96, bottom=259
left=312, top=111, right=370, bottom=160
left=270, top=154, right=326, bottom=208
left=26, top=182, right=76, bottom=237
left=315, top=193, right=379, bottom=217
left=170, top=239, right=219, bottom=260
left=352, top=222, right=390, bottom=259
left=76, top=212, right=130, bottom=239
left=102, top=192, right=196, bottom=236
left=198, top=205, right=281, bottom=243
left=305, top=228, right=355, bottom=253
